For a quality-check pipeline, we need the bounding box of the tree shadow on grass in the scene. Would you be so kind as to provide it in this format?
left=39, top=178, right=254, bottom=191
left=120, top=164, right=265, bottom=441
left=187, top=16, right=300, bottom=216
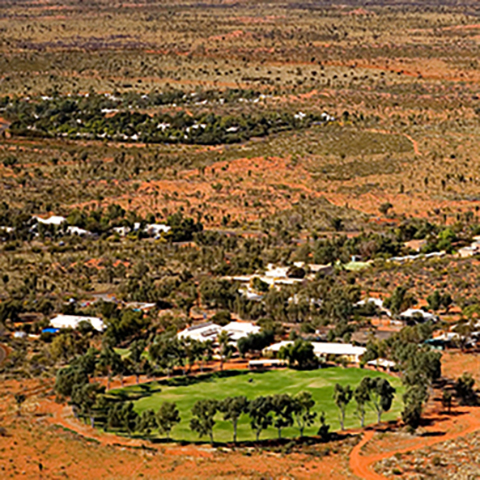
left=107, top=369, right=255, bottom=402
left=146, top=432, right=353, bottom=449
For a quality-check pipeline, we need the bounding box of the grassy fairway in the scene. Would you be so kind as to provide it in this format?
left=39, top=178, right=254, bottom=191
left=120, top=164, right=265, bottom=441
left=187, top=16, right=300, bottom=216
left=110, top=368, right=403, bottom=443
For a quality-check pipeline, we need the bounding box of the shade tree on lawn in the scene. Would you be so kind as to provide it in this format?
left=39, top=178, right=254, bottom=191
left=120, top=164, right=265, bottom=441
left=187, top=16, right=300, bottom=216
left=333, top=383, right=353, bottom=430
left=219, top=395, right=249, bottom=444
left=367, top=377, right=396, bottom=423
left=249, top=395, right=273, bottom=441
left=293, top=391, right=317, bottom=437
left=157, top=401, right=181, bottom=439
left=271, top=394, right=295, bottom=439
left=136, top=409, right=157, bottom=438
left=190, top=399, right=219, bottom=444
left=354, top=377, right=371, bottom=427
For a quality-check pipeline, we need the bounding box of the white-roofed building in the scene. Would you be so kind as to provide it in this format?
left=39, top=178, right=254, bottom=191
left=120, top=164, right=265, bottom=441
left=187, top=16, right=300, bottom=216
left=145, top=224, right=171, bottom=238
left=178, top=322, right=221, bottom=342
left=367, top=358, right=396, bottom=370
left=112, top=226, right=130, bottom=237
left=34, top=215, right=67, bottom=226
left=66, top=226, right=92, bottom=237
left=264, top=341, right=366, bottom=363
left=356, top=297, right=384, bottom=309
left=238, top=289, right=264, bottom=301
left=355, top=297, right=391, bottom=317
left=264, top=263, right=290, bottom=278
left=222, top=321, right=261, bottom=341
left=50, top=314, right=105, bottom=332
left=399, top=308, right=437, bottom=323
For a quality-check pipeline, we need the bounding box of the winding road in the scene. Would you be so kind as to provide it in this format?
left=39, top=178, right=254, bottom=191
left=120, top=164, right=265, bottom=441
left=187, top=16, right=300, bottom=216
left=349, top=407, right=480, bottom=479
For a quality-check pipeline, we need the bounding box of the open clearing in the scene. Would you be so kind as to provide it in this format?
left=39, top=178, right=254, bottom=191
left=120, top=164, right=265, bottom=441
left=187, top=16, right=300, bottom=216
left=111, top=368, right=404, bottom=443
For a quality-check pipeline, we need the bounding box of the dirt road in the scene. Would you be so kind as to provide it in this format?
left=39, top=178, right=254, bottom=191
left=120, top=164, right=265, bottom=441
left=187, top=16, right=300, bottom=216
left=349, top=407, right=480, bottom=480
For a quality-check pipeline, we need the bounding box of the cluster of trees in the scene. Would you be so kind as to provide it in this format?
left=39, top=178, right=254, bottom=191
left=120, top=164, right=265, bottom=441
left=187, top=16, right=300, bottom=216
left=8, top=95, right=327, bottom=145
left=278, top=338, right=319, bottom=369
left=363, top=322, right=441, bottom=431
left=0, top=202, right=202, bottom=244
left=188, top=392, right=326, bottom=443
left=68, top=387, right=329, bottom=444
left=4, top=89, right=262, bottom=116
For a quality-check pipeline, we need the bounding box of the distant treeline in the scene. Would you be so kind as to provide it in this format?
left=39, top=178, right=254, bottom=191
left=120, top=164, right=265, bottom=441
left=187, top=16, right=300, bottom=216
left=3, top=92, right=332, bottom=145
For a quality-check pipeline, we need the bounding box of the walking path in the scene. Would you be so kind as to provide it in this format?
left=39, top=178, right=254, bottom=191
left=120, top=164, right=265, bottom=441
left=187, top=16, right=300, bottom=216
left=349, top=406, right=480, bottom=479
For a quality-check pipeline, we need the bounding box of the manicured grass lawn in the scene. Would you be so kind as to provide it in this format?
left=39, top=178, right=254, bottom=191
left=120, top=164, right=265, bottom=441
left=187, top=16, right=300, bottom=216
left=110, top=367, right=404, bottom=443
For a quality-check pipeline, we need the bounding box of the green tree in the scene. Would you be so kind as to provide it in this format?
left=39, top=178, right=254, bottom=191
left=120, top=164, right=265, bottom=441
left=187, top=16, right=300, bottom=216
left=379, top=202, right=393, bottom=216
left=217, top=330, right=235, bottom=370
left=70, top=383, right=105, bottom=427
left=128, top=339, right=146, bottom=384
left=249, top=395, right=273, bottom=441
left=157, top=402, right=181, bottom=440
left=190, top=399, right=219, bottom=444
left=427, top=290, right=442, bottom=312
left=199, top=340, right=213, bottom=372
left=278, top=339, right=318, bottom=370
left=293, top=391, right=317, bottom=437
left=441, top=292, right=453, bottom=313
left=55, top=366, right=89, bottom=399
left=442, top=390, right=453, bottom=414
left=149, top=333, right=184, bottom=377
left=369, top=377, right=396, bottom=423
left=136, top=409, right=157, bottom=438
left=333, top=383, right=353, bottom=430
left=384, top=286, right=414, bottom=318
left=14, top=393, right=26, bottom=417
left=121, top=402, right=138, bottom=438
left=219, top=396, right=249, bottom=443
left=402, top=384, right=427, bottom=432
left=455, top=373, right=477, bottom=406
left=317, top=411, right=330, bottom=441
left=354, top=377, right=371, bottom=427
left=271, top=394, right=295, bottom=439
left=98, top=346, right=122, bottom=390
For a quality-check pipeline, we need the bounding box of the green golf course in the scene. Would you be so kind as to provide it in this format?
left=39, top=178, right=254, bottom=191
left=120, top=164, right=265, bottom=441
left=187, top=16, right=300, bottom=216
left=109, top=367, right=404, bottom=443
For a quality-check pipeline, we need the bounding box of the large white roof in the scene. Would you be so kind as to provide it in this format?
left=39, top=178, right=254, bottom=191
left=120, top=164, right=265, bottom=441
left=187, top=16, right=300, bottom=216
left=178, top=321, right=261, bottom=343
left=265, top=341, right=366, bottom=358
left=34, top=215, right=66, bottom=226
left=178, top=322, right=221, bottom=341
left=145, top=224, right=171, bottom=236
left=222, top=321, right=261, bottom=341
left=399, top=308, right=436, bottom=319
left=367, top=358, right=396, bottom=368
left=50, top=314, right=105, bottom=332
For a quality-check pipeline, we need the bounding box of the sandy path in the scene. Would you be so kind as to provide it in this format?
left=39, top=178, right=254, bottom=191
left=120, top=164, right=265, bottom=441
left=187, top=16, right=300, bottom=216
left=349, top=407, right=480, bottom=480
